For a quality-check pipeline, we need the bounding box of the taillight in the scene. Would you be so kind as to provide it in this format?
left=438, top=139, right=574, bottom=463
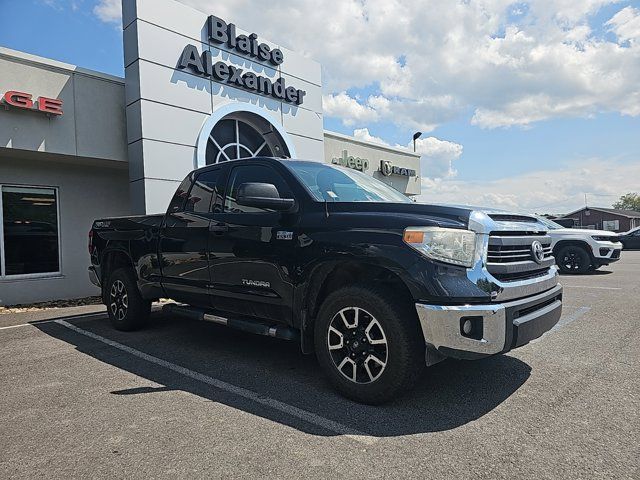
left=88, top=229, right=94, bottom=255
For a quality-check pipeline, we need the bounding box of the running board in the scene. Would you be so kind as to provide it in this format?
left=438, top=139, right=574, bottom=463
left=162, top=304, right=300, bottom=342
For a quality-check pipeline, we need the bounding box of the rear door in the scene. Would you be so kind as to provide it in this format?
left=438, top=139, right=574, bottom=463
left=159, top=169, right=220, bottom=306
left=207, top=162, right=298, bottom=323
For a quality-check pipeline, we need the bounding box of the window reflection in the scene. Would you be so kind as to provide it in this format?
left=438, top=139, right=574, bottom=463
left=2, top=186, right=60, bottom=276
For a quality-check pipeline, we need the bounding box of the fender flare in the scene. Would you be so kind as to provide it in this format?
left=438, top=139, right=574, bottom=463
left=553, top=240, right=594, bottom=261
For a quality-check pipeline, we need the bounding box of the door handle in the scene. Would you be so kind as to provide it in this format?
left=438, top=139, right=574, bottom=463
left=209, top=223, right=229, bottom=233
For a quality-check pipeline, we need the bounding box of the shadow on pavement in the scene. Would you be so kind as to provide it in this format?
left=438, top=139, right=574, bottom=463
left=559, top=269, right=613, bottom=276
left=35, top=313, right=531, bottom=439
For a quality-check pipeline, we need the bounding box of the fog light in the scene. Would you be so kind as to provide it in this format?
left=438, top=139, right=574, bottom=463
left=462, top=319, right=472, bottom=335
left=460, top=316, right=483, bottom=340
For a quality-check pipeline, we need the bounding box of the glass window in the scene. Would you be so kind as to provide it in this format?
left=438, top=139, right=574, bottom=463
left=284, top=161, right=411, bottom=203
left=1, top=186, right=60, bottom=276
left=184, top=170, right=220, bottom=213
left=167, top=175, right=194, bottom=213
left=205, top=117, right=277, bottom=165
left=537, top=217, right=564, bottom=230
left=224, top=164, right=293, bottom=214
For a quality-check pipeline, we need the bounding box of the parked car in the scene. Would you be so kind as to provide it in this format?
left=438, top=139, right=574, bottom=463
left=618, top=226, right=640, bottom=250
left=89, top=157, right=563, bottom=404
left=537, top=217, right=622, bottom=274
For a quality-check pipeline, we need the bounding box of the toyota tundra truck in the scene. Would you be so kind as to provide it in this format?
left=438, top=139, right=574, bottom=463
left=88, top=157, right=563, bottom=404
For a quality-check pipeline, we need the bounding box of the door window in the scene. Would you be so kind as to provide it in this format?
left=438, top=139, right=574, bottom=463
left=167, top=175, right=194, bottom=213
left=184, top=170, right=220, bottom=214
left=224, top=165, right=293, bottom=214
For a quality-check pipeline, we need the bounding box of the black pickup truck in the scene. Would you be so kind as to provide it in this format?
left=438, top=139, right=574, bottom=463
left=89, top=157, right=563, bottom=403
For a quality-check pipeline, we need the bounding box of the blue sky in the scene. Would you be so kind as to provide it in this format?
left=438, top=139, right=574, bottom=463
left=1, top=0, right=638, bottom=213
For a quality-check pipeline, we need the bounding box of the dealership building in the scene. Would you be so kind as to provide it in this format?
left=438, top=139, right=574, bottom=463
left=0, top=0, right=421, bottom=305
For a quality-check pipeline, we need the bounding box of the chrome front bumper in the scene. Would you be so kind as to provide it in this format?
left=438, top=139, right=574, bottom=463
left=416, top=284, right=563, bottom=361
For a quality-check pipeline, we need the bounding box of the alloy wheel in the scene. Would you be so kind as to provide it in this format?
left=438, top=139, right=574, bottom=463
left=110, top=279, right=129, bottom=321
left=562, top=252, right=581, bottom=271
left=327, top=307, right=388, bottom=384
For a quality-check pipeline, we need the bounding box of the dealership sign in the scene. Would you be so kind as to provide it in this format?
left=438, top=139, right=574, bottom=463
left=177, top=15, right=306, bottom=106
left=380, top=160, right=416, bottom=177
left=332, top=150, right=369, bottom=171
left=2, top=90, right=63, bottom=116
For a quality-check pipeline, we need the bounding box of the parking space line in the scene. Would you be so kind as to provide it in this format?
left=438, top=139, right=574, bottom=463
left=553, top=306, right=591, bottom=331
left=54, top=319, right=378, bottom=446
left=562, top=285, right=621, bottom=290
left=531, top=306, right=591, bottom=343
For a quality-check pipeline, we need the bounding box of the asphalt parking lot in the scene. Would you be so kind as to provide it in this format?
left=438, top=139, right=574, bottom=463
left=1, top=252, right=638, bottom=479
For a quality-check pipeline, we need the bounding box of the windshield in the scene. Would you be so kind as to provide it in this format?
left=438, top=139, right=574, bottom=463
left=284, top=161, right=412, bottom=203
left=537, top=217, right=564, bottom=230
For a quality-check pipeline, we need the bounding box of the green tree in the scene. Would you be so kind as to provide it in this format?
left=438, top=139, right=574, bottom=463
left=613, top=193, right=640, bottom=212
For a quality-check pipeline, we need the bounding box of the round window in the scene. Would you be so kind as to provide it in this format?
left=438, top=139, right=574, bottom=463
left=205, top=111, right=290, bottom=164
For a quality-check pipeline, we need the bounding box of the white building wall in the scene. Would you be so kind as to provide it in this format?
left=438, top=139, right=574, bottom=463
left=0, top=47, right=127, bottom=163
left=123, top=0, right=324, bottom=214
left=0, top=156, right=130, bottom=305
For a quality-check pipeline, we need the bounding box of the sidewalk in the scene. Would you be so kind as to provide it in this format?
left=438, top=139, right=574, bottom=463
left=0, top=304, right=108, bottom=329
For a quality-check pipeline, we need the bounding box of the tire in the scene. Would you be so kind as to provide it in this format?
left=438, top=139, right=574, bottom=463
left=105, top=267, right=151, bottom=331
left=556, top=245, right=591, bottom=274
left=314, top=284, right=424, bottom=404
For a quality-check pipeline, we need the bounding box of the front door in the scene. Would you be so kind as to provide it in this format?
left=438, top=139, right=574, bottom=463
left=159, top=169, right=220, bottom=307
left=207, top=162, right=297, bottom=323
left=629, top=229, right=640, bottom=249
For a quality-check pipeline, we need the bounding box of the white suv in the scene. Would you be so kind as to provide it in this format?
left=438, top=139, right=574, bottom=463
left=538, top=217, right=623, bottom=274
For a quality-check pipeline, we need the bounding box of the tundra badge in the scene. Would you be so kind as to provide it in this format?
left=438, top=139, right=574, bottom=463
left=277, top=231, right=293, bottom=240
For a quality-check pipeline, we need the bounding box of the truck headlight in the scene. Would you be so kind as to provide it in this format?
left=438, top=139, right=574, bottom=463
left=403, top=227, right=476, bottom=268
left=591, top=235, right=616, bottom=242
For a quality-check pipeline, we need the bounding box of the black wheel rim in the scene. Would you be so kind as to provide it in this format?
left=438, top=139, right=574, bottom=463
left=561, top=251, right=582, bottom=271
left=110, top=280, right=128, bottom=321
left=326, top=307, right=388, bottom=384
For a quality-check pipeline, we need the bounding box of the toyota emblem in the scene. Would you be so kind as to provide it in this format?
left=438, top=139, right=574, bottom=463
left=531, top=240, right=545, bottom=264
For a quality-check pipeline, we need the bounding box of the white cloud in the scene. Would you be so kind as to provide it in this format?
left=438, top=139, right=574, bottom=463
left=352, top=128, right=387, bottom=145
left=413, top=136, right=463, bottom=179
left=607, top=6, right=640, bottom=44
left=94, top=1, right=640, bottom=129
left=322, top=93, right=379, bottom=126
left=93, top=0, right=121, bottom=24
left=416, top=158, right=640, bottom=214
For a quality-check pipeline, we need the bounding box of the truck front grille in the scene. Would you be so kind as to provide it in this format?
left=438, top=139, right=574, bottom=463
left=486, top=231, right=554, bottom=282
left=487, top=243, right=553, bottom=263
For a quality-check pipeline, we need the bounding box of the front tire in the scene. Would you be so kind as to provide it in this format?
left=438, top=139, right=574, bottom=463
left=556, top=245, right=591, bottom=274
left=105, top=268, right=151, bottom=331
left=314, top=284, right=424, bottom=404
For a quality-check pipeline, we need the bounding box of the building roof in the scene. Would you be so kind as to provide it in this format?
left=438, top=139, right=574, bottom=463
left=0, top=47, right=124, bottom=84
left=562, top=206, right=640, bottom=218
left=323, top=130, right=421, bottom=158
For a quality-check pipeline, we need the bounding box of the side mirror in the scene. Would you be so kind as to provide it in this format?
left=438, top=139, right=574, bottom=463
left=236, top=182, right=295, bottom=212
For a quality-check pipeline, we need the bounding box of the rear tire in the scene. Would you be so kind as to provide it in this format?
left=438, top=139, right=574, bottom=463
left=556, top=245, right=591, bottom=274
left=314, top=284, right=424, bottom=404
left=105, top=268, right=151, bottom=331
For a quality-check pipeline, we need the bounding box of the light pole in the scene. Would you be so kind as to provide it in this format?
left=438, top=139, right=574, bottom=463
left=413, top=131, right=422, bottom=152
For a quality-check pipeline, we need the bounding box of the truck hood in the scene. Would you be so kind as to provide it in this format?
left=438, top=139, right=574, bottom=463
left=327, top=202, right=473, bottom=228
left=327, top=202, right=546, bottom=233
